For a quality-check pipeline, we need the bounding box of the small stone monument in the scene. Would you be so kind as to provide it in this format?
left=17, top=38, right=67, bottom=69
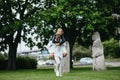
left=63, top=41, right=70, bottom=73
left=92, top=32, right=106, bottom=71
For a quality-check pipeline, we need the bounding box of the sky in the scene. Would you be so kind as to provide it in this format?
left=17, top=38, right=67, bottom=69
left=17, top=41, right=39, bottom=53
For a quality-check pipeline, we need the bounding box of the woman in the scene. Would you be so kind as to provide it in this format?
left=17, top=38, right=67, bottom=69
left=46, top=29, right=67, bottom=76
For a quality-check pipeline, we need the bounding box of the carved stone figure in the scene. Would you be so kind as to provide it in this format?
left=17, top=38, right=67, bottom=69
left=92, top=32, right=106, bottom=71
left=63, top=41, right=70, bottom=73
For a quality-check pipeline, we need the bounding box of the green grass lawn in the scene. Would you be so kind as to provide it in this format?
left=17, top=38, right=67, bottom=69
left=0, top=67, right=120, bottom=80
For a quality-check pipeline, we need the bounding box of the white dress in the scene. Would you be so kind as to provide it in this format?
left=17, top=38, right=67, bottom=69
left=46, top=41, right=67, bottom=76
left=46, top=41, right=67, bottom=59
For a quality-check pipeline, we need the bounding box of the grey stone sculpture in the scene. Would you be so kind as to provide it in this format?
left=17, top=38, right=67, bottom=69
left=63, top=41, right=70, bottom=73
left=92, top=32, right=106, bottom=71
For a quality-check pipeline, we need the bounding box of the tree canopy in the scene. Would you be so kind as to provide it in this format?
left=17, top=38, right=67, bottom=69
left=35, top=0, right=120, bottom=46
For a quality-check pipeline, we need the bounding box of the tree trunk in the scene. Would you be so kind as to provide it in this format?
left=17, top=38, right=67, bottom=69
left=69, top=41, right=74, bottom=69
left=7, top=43, right=18, bottom=70
left=62, top=27, right=77, bottom=69
left=7, top=29, right=21, bottom=70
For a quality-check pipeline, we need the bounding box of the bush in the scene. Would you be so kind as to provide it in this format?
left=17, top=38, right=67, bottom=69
left=27, top=57, right=37, bottom=69
left=16, top=56, right=37, bottom=69
left=0, top=54, right=7, bottom=70
left=115, top=47, right=120, bottom=58
left=72, top=46, right=92, bottom=61
left=0, top=54, right=37, bottom=70
left=103, top=38, right=119, bottom=58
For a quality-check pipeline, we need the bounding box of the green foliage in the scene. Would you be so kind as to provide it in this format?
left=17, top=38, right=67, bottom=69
left=16, top=56, right=37, bottom=69
left=103, top=38, right=119, bottom=58
left=0, top=54, right=37, bottom=70
left=72, top=46, right=92, bottom=60
left=37, top=0, right=120, bottom=47
left=0, top=54, right=7, bottom=70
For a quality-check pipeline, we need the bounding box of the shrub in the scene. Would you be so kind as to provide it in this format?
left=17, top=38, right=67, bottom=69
left=72, top=46, right=92, bottom=61
left=115, top=47, right=120, bottom=58
left=103, top=38, right=119, bottom=58
left=0, top=54, right=37, bottom=70
left=16, top=56, right=37, bottom=69
left=29, top=58, right=37, bottom=69
left=0, top=54, right=7, bottom=70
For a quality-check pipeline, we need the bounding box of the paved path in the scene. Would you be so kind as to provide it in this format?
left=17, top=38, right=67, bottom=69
left=105, top=62, right=120, bottom=67
left=73, top=62, right=120, bottom=67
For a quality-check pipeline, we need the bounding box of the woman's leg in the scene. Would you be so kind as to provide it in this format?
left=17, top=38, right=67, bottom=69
left=59, top=58, right=63, bottom=76
left=54, top=56, right=61, bottom=76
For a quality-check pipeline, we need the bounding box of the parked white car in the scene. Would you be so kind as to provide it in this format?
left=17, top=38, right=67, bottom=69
left=46, top=60, right=54, bottom=65
left=79, top=57, right=93, bottom=64
left=37, top=60, right=46, bottom=66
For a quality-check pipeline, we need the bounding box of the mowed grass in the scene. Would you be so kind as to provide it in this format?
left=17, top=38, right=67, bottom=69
left=0, top=67, right=120, bottom=80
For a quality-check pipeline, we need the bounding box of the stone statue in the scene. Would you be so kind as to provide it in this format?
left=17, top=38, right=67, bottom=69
left=92, top=32, right=106, bottom=71
left=63, top=41, right=70, bottom=73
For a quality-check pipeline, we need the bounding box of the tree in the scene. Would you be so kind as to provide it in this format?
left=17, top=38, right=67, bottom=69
left=0, top=0, right=45, bottom=70
left=36, top=0, right=120, bottom=69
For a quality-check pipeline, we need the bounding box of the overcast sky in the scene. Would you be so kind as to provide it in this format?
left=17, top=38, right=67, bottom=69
left=17, top=41, right=39, bottom=53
